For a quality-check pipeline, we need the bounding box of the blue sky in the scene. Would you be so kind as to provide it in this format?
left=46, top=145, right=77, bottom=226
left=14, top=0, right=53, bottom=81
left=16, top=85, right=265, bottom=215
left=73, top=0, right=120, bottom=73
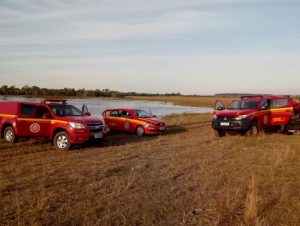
left=0, top=0, right=300, bottom=95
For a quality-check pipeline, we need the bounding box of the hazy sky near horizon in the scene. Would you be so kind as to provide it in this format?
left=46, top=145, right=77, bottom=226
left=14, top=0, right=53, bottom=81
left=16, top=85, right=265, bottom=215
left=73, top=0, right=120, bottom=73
left=0, top=0, right=300, bottom=95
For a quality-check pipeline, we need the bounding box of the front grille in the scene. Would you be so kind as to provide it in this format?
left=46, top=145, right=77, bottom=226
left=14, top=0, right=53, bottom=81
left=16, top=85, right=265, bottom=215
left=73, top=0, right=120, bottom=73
left=157, top=122, right=165, bottom=126
left=217, top=116, right=235, bottom=121
left=86, top=122, right=105, bottom=133
left=87, top=122, right=103, bottom=127
left=89, top=127, right=105, bottom=133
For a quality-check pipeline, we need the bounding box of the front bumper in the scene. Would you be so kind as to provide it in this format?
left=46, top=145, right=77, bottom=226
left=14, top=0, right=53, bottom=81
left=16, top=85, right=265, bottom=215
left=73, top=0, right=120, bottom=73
left=70, top=133, right=90, bottom=143
left=69, top=125, right=108, bottom=143
left=88, top=126, right=109, bottom=139
left=145, top=125, right=167, bottom=134
left=212, top=119, right=252, bottom=131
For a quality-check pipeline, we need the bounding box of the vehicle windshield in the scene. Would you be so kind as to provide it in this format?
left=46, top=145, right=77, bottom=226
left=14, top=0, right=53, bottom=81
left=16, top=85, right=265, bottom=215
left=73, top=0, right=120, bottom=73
left=50, top=104, right=83, bottom=117
left=228, top=100, right=259, bottom=110
left=132, top=110, right=152, bottom=118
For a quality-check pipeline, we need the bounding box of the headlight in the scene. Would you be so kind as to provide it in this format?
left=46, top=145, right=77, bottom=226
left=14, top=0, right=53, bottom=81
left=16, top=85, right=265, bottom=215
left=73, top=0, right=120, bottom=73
left=145, top=123, right=156, bottom=127
left=69, top=122, right=86, bottom=129
left=212, top=115, right=218, bottom=120
left=234, top=115, right=248, bottom=120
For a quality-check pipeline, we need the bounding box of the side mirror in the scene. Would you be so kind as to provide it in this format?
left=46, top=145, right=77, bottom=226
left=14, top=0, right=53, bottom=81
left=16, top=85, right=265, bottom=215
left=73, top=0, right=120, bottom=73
left=152, top=114, right=157, bottom=118
left=261, top=106, right=269, bottom=111
left=85, top=112, right=91, bottom=116
left=214, top=100, right=225, bottom=111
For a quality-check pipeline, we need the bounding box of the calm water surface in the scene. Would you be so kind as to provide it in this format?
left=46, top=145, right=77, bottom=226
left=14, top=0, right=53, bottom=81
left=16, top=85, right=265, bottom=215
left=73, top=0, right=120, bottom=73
left=0, top=96, right=212, bottom=117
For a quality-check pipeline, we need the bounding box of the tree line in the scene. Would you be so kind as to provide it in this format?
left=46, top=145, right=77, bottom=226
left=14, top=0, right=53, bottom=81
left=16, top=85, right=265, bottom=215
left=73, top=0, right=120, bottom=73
left=4, top=86, right=297, bottom=98
left=0, top=85, right=183, bottom=98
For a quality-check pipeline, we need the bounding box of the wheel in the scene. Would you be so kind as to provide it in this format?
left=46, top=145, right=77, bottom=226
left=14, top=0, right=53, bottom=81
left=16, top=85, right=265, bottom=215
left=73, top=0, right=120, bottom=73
left=136, top=126, right=145, bottom=137
left=53, top=131, right=71, bottom=151
left=215, top=130, right=225, bottom=137
left=4, top=127, right=17, bottom=143
left=245, top=122, right=259, bottom=136
left=277, top=125, right=286, bottom=134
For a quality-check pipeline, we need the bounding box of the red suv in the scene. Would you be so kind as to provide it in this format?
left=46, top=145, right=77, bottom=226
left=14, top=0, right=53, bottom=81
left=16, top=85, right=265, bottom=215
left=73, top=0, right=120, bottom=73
left=0, top=99, right=108, bottom=150
left=212, top=95, right=297, bottom=136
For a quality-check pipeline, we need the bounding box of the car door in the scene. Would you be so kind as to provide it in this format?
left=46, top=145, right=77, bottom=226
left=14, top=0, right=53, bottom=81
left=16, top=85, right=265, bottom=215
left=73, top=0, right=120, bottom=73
left=82, top=104, right=91, bottom=116
left=258, top=99, right=271, bottom=129
left=270, top=98, right=293, bottom=126
left=214, top=100, right=225, bottom=111
left=35, top=106, right=52, bottom=137
left=105, top=110, right=120, bottom=131
left=119, top=110, right=134, bottom=132
left=17, top=104, right=52, bottom=137
left=17, top=104, right=36, bottom=136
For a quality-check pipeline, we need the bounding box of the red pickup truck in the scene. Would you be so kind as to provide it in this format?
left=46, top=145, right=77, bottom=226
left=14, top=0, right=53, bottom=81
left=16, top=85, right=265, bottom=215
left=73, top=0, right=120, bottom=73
left=212, top=95, right=300, bottom=136
left=0, top=99, right=108, bottom=150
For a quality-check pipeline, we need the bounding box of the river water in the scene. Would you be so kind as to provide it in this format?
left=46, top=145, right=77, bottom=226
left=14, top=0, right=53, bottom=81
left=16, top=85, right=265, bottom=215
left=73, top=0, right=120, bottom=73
left=0, top=96, right=212, bottom=117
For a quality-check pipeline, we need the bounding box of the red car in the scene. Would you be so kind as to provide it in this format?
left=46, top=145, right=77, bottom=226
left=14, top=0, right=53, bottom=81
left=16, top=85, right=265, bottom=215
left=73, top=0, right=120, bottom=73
left=102, top=108, right=166, bottom=136
left=0, top=99, right=108, bottom=150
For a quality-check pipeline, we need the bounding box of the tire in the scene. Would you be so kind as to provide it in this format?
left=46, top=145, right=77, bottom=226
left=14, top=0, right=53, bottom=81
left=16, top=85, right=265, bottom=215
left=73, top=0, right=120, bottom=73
left=53, top=131, right=71, bottom=151
left=4, top=127, right=17, bottom=143
left=245, top=122, right=259, bottom=136
left=215, top=130, right=225, bottom=137
left=136, top=126, right=145, bottom=137
left=277, top=125, right=286, bottom=134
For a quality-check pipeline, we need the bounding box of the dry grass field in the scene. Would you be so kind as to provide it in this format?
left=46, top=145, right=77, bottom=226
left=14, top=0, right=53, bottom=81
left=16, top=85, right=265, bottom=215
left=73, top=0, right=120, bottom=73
left=127, top=96, right=233, bottom=107
left=0, top=112, right=299, bottom=226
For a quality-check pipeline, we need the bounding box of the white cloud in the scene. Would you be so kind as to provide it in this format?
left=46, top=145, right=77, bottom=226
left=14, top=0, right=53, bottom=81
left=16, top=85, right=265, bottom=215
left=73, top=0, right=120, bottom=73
left=0, top=0, right=239, bottom=45
left=0, top=0, right=299, bottom=94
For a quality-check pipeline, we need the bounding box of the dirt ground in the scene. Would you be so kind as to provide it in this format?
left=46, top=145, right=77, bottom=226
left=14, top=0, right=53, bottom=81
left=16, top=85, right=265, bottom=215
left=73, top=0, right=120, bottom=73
left=0, top=113, right=299, bottom=226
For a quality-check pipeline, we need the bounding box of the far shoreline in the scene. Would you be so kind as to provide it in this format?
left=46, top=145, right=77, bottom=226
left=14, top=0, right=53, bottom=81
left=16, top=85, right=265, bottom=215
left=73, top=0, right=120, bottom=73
left=0, top=95, right=232, bottom=108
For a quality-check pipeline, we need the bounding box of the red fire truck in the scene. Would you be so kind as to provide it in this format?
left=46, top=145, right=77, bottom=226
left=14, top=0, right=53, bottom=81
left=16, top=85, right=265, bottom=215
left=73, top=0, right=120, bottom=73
left=0, top=99, right=108, bottom=150
left=212, top=95, right=300, bottom=136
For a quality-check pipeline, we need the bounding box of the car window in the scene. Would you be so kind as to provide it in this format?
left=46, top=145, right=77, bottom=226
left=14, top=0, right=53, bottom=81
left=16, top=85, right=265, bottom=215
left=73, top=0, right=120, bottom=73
left=121, top=111, right=131, bottom=118
left=228, top=100, right=259, bottom=110
left=21, top=104, right=36, bottom=118
left=51, top=106, right=62, bottom=116
left=271, top=99, right=290, bottom=108
left=261, top=99, right=270, bottom=109
left=110, top=110, right=120, bottom=117
left=36, top=107, right=52, bottom=119
left=49, top=104, right=83, bottom=116
left=132, top=110, right=152, bottom=118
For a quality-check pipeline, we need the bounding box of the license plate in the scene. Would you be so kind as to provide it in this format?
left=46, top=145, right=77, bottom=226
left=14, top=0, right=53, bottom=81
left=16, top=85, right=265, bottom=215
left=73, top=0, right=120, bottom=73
left=160, top=127, right=166, bottom=131
left=94, top=133, right=103, bottom=139
left=220, top=122, right=230, bottom=126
